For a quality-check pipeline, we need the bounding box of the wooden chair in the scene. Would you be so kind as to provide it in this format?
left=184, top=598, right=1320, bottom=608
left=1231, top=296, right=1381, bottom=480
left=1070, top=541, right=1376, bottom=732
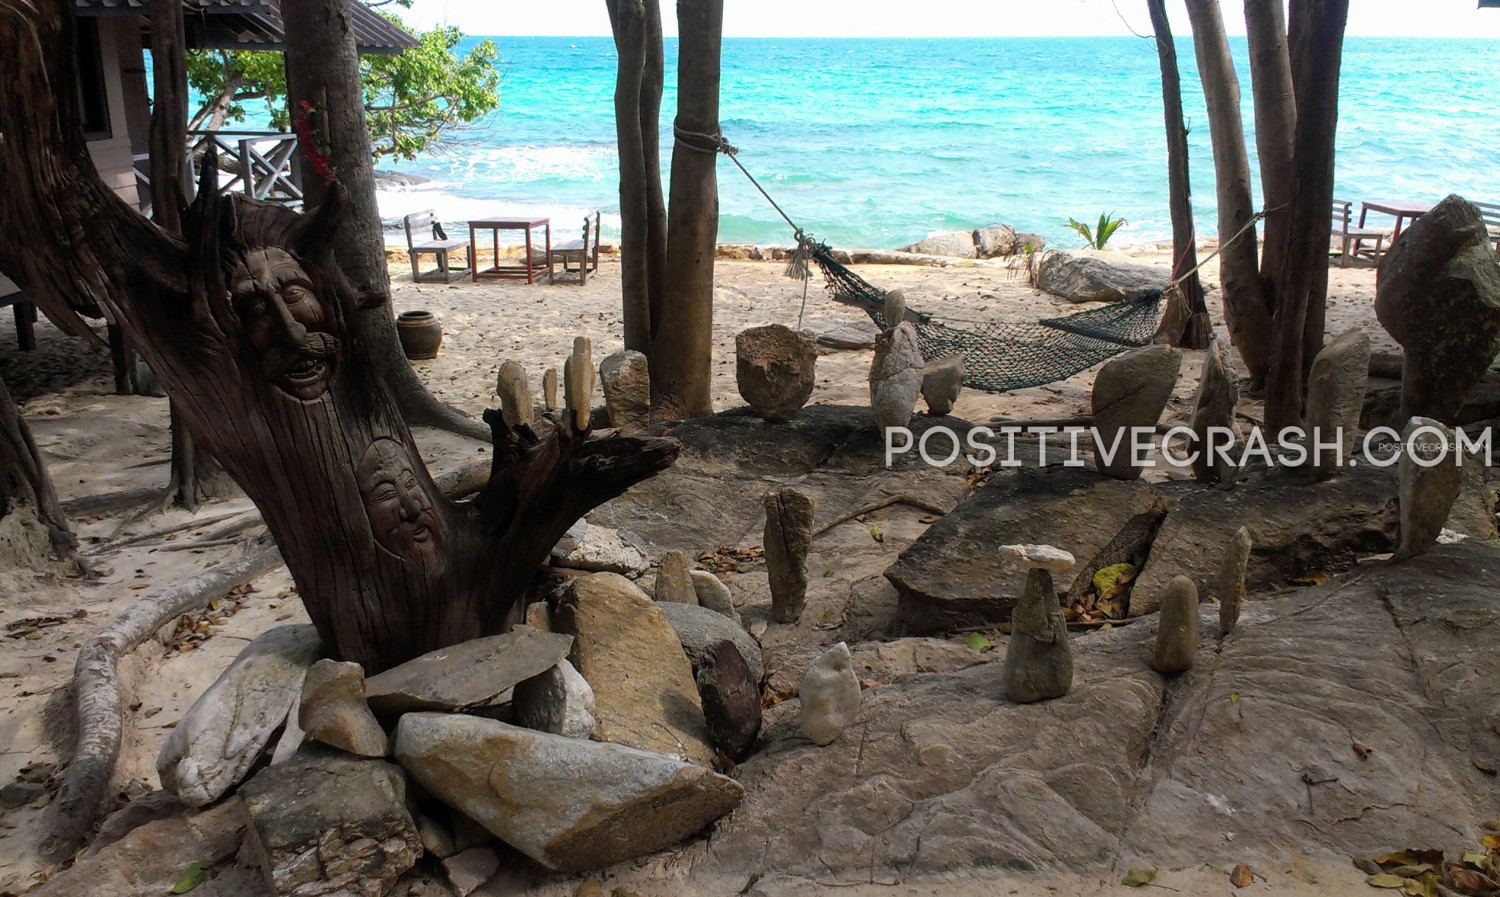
left=1474, top=201, right=1500, bottom=252
left=549, top=210, right=601, bottom=285
left=1331, top=199, right=1387, bottom=267
left=403, top=210, right=469, bottom=283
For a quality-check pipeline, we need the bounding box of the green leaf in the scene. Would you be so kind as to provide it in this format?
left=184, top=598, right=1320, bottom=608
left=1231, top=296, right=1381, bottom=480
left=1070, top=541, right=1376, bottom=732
left=1229, top=692, right=1241, bottom=703
left=170, top=860, right=210, bottom=894
left=966, top=632, right=991, bottom=653
left=1121, top=867, right=1157, bottom=887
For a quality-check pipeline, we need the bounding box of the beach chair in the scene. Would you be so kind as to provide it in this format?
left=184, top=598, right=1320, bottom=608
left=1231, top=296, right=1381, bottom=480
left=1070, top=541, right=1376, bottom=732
left=1331, top=199, right=1387, bottom=267
left=549, top=210, right=601, bottom=286
left=1474, top=201, right=1500, bottom=252
left=403, top=210, right=469, bottom=283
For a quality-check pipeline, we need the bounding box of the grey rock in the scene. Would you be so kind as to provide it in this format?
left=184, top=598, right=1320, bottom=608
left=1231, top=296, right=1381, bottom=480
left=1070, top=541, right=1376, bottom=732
left=1015, top=232, right=1047, bottom=254
left=656, top=599, right=764, bottom=676
left=869, top=322, right=924, bottom=431
left=1092, top=345, right=1182, bottom=480
left=1002, top=568, right=1073, bottom=703
left=695, top=640, right=762, bottom=762
left=800, top=642, right=861, bottom=745
left=691, top=569, right=737, bottom=619
left=921, top=355, right=964, bottom=416
left=363, top=628, right=573, bottom=717
left=512, top=659, right=596, bottom=740
left=298, top=659, right=389, bottom=758
left=764, top=488, right=815, bottom=623
left=653, top=549, right=698, bottom=603
left=158, top=624, right=322, bottom=808
left=1398, top=416, right=1464, bottom=558
left=973, top=224, right=1021, bottom=258
left=1305, top=329, right=1372, bottom=479
left=1375, top=195, right=1500, bottom=423
left=735, top=324, right=818, bottom=423
left=1152, top=576, right=1200, bottom=673
left=901, top=230, right=977, bottom=259
left=494, top=360, right=533, bottom=428
left=1036, top=250, right=1168, bottom=303
left=1190, top=338, right=1239, bottom=484
left=563, top=336, right=594, bottom=430
left=1215, top=526, right=1252, bottom=635
left=393, top=713, right=744, bottom=872
left=0, top=780, right=45, bottom=809
left=238, top=749, right=421, bottom=897
left=599, top=349, right=651, bottom=435
left=550, top=519, right=650, bottom=575
left=441, top=847, right=498, bottom=897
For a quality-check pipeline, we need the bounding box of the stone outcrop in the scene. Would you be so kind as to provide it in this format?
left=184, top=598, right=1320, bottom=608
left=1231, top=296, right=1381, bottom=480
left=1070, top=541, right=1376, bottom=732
left=1036, top=250, right=1169, bottom=303
left=901, top=230, right=977, bottom=259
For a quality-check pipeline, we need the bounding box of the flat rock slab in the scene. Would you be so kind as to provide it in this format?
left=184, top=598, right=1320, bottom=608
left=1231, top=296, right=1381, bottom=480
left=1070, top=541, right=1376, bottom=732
left=685, top=542, right=1500, bottom=880
left=657, top=405, right=867, bottom=476
left=1036, top=249, right=1168, bottom=303
left=364, top=628, right=574, bottom=717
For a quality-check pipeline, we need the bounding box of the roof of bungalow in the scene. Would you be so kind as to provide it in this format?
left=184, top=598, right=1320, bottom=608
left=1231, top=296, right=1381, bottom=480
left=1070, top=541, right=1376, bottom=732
left=75, top=0, right=420, bottom=55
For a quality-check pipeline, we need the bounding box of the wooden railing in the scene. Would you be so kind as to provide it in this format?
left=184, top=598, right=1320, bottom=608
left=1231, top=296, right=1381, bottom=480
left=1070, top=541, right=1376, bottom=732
left=188, top=131, right=304, bottom=208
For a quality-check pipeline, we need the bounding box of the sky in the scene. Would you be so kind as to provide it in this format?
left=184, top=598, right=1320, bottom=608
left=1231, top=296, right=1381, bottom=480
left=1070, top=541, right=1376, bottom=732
left=399, top=0, right=1500, bottom=39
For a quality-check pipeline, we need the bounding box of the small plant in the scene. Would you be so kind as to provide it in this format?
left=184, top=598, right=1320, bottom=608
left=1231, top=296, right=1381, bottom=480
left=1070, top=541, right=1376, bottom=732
left=1067, top=212, right=1127, bottom=249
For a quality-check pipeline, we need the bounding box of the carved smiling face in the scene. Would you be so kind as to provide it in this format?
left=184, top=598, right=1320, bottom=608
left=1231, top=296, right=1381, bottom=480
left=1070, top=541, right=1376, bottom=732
left=229, top=247, right=339, bottom=400
left=357, top=438, right=444, bottom=567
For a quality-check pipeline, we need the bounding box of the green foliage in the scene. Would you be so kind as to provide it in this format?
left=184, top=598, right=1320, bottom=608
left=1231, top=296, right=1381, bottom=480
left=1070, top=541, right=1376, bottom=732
left=184, top=5, right=499, bottom=161
left=1066, top=211, right=1127, bottom=249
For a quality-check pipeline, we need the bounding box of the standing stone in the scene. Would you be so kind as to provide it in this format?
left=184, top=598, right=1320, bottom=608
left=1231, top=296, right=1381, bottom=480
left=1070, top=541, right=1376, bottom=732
left=735, top=324, right=818, bottom=423
left=921, top=355, right=964, bottom=416
left=653, top=549, right=698, bottom=604
left=870, top=321, right=924, bottom=431
left=563, top=336, right=594, bottom=430
left=1153, top=576, right=1201, bottom=673
left=883, top=289, right=908, bottom=329
left=553, top=573, right=715, bottom=765
left=512, top=660, right=596, bottom=740
left=1190, top=337, right=1240, bottom=484
left=764, top=488, right=815, bottom=623
left=393, top=714, right=744, bottom=872
left=495, top=360, right=533, bottom=428
left=158, top=624, right=323, bottom=808
left=599, top=350, right=651, bottom=435
left=542, top=367, right=559, bottom=412
left=1397, top=416, right=1464, bottom=558
left=690, top=569, right=736, bottom=619
left=1215, top=526, right=1252, bottom=636
left=1092, top=345, right=1182, bottom=480
left=1000, top=545, right=1074, bottom=703
left=299, top=659, right=389, bottom=758
left=238, top=749, right=422, bottom=897
left=799, top=642, right=861, bottom=746
left=695, top=640, right=762, bottom=762
left=1375, top=195, right=1500, bottom=423
left=1305, top=329, right=1372, bottom=479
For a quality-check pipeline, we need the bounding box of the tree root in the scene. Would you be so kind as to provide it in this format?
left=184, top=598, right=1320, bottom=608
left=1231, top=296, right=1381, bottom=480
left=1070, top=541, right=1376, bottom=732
left=812, top=493, right=951, bottom=538
left=38, top=542, right=284, bottom=862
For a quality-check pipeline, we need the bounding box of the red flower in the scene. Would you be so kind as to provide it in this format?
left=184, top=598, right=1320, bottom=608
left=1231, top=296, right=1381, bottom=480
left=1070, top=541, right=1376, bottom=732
left=295, top=100, right=337, bottom=185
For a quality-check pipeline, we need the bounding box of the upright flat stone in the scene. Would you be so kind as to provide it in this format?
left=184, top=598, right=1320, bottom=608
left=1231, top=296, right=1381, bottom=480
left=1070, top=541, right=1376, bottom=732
left=363, top=628, right=574, bottom=717
left=599, top=349, right=651, bottom=435
left=869, top=322, right=924, bottom=431
left=299, top=659, right=388, bottom=758
left=495, top=360, right=533, bottom=428
left=691, top=569, right=737, bottom=619
left=1000, top=547, right=1074, bottom=703
left=653, top=549, right=698, bottom=604
left=1152, top=576, right=1200, bottom=673
left=239, top=748, right=421, bottom=897
left=554, top=573, right=715, bottom=765
left=736, top=324, right=818, bottom=423
left=696, top=640, right=762, bottom=762
left=1215, top=527, right=1252, bottom=636
left=1190, top=338, right=1239, bottom=484
left=921, top=355, right=964, bottom=416
left=1092, top=345, right=1182, bottom=480
left=800, top=642, right=861, bottom=745
left=764, top=488, right=815, bottom=623
left=394, top=714, right=744, bottom=872
left=1305, top=329, right=1372, bottom=479
left=158, top=624, right=323, bottom=808
left=1398, top=416, right=1464, bottom=558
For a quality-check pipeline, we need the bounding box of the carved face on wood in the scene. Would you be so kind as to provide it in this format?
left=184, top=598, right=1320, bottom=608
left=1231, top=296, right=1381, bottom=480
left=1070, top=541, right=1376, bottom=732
left=357, top=438, right=444, bottom=566
left=229, top=247, right=339, bottom=400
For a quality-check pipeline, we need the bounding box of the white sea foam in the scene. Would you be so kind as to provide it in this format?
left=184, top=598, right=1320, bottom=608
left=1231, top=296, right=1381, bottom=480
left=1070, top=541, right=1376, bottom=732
left=377, top=181, right=622, bottom=246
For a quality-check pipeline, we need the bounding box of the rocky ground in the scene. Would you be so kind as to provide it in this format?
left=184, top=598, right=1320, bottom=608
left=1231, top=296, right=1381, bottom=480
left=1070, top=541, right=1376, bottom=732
left=2, top=243, right=1496, bottom=897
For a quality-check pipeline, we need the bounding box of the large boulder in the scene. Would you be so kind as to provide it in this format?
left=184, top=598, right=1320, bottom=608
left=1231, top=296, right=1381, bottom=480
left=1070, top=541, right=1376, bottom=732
left=1375, top=194, right=1500, bottom=423
left=1036, top=250, right=1169, bottom=303
left=553, top=572, right=715, bottom=765
left=901, top=230, right=977, bottom=259
left=393, top=713, right=744, bottom=872
left=599, top=349, right=651, bottom=435
left=735, top=324, right=818, bottom=423
left=1091, top=345, right=1182, bottom=480
left=158, top=624, right=323, bottom=808
left=363, top=628, right=573, bottom=717
left=238, top=748, right=422, bottom=897
left=972, top=224, right=1020, bottom=258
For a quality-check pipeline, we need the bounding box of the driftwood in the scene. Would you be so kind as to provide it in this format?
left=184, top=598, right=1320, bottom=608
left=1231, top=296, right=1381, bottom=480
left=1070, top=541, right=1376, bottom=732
left=40, top=543, right=284, bottom=860
left=811, top=493, right=951, bottom=538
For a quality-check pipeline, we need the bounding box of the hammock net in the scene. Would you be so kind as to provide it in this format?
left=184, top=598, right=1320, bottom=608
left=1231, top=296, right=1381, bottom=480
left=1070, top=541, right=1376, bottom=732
left=806, top=246, right=1165, bottom=393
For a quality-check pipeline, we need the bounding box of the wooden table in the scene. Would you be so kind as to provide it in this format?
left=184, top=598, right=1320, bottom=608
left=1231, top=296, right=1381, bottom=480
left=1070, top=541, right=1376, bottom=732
left=1359, top=200, right=1433, bottom=242
left=468, top=217, right=551, bottom=283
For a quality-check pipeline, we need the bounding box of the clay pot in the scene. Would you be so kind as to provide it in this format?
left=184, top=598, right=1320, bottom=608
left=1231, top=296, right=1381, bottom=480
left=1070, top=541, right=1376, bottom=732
left=397, top=310, right=442, bottom=360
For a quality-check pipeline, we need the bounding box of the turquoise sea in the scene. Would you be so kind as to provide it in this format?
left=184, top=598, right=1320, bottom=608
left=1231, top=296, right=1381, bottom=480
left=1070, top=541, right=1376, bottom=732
left=375, top=36, right=1500, bottom=250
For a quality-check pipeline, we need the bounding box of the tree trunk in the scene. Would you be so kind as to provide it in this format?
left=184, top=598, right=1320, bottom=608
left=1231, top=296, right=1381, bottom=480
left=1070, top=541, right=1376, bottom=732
left=641, top=0, right=668, bottom=339
left=0, top=374, right=75, bottom=562
left=1147, top=0, right=1210, bottom=350
left=0, top=0, right=680, bottom=673
left=1183, top=0, right=1273, bottom=385
left=653, top=0, right=724, bottom=420
left=1243, top=0, right=1297, bottom=292
left=1263, top=0, right=1349, bottom=432
left=607, top=0, right=652, bottom=351
left=281, top=0, right=489, bottom=442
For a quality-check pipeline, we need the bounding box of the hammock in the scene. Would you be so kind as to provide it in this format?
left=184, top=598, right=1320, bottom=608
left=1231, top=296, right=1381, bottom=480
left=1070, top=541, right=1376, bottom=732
left=803, top=243, right=1165, bottom=393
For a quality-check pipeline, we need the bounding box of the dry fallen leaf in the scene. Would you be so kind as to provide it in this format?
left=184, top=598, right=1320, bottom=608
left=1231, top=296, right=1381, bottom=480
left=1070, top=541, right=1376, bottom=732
left=1354, top=742, right=1373, bottom=760
left=1230, top=863, right=1253, bottom=887
left=1366, top=873, right=1405, bottom=888
left=1121, top=867, right=1156, bottom=888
